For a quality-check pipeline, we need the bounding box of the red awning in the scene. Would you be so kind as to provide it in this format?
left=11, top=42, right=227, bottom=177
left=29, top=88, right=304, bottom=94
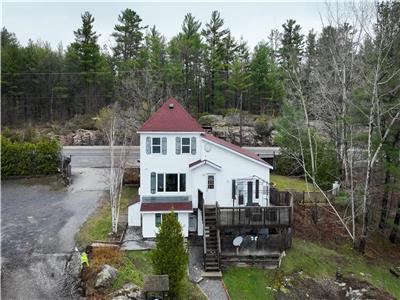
left=140, top=202, right=193, bottom=212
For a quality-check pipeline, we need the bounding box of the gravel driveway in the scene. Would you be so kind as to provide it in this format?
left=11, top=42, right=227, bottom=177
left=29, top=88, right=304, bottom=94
left=1, top=168, right=107, bottom=300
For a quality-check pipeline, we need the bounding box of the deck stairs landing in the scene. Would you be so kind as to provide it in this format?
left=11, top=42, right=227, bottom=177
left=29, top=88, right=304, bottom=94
left=203, top=205, right=220, bottom=272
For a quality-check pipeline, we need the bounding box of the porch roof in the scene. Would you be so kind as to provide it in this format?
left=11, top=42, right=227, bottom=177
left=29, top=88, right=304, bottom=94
left=140, top=196, right=192, bottom=212
left=189, top=159, right=221, bottom=170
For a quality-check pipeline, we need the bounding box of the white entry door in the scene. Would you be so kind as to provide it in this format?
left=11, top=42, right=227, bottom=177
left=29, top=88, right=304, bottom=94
left=206, top=174, right=216, bottom=203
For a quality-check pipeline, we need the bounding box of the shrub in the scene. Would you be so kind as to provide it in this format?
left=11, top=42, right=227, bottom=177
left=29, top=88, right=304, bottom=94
left=1, top=135, right=61, bottom=177
left=151, top=211, right=188, bottom=299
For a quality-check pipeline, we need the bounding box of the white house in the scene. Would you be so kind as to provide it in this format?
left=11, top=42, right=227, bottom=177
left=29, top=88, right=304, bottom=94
left=128, top=98, right=274, bottom=238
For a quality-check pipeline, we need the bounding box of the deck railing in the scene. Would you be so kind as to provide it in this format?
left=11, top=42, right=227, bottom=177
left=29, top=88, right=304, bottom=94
left=217, top=206, right=292, bottom=227
left=217, top=191, right=293, bottom=228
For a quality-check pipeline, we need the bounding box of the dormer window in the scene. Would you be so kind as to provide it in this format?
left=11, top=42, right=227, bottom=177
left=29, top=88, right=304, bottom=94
left=152, top=137, right=161, bottom=153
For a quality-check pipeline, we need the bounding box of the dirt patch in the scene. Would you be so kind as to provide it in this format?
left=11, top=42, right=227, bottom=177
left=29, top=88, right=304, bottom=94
left=81, top=247, right=122, bottom=298
left=293, top=203, right=349, bottom=246
left=274, top=272, right=395, bottom=300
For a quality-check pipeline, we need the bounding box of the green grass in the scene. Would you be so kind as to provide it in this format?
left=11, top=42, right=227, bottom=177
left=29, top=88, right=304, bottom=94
left=271, top=174, right=316, bottom=192
left=112, top=250, right=206, bottom=300
left=75, top=186, right=138, bottom=247
left=112, top=251, right=153, bottom=289
left=223, top=268, right=272, bottom=300
left=223, top=238, right=400, bottom=300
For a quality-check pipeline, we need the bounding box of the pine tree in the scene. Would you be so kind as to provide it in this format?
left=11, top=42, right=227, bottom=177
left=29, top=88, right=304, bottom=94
left=151, top=211, right=188, bottom=298
left=202, top=10, right=229, bottom=111
left=279, top=19, right=304, bottom=71
left=112, top=9, right=147, bottom=61
left=69, top=11, right=101, bottom=74
left=249, top=42, right=284, bottom=114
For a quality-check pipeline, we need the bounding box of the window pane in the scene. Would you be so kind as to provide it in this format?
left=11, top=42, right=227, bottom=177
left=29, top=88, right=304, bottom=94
left=208, top=175, right=214, bottom=189
left=152, top=145, right=161, bottom=153
left=152, top=138, right=161, bottom=153
left=155, top=213, right=162, bottom=227
left=166, top=174, right=178, bottom=191
left=182, top=145, right=190, bottom=153
left=157, top=174, right=164, bottom=192
left=182, top=138, right=190, bottom=153
left=180, top=174, right=186, bottom=192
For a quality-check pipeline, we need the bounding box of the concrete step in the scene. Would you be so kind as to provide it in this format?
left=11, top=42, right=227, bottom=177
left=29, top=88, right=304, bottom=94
left=201, top=271, right=222, bottom=278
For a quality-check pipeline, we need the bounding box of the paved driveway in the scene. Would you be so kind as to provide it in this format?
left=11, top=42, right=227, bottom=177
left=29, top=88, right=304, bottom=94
left=1, top=168, right=107, bottom=300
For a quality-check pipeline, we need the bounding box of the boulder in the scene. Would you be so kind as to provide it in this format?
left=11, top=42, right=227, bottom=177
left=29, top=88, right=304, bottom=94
left=111, top=282, right=143, bottom=300
left=112, top=296, right=130, bottom=300
left=72, top=129, right=104, bottom=145
left=212, top=125, right=261, bottom=146
left=198, top=114, right=225, bottom=126
left=95, top=264, right=118, bottom=289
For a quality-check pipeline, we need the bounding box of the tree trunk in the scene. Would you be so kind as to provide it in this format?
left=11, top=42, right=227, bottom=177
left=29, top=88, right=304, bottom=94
left=379, top=167, right=391, bottom=229
left=389, top=200, right=400, bottom=243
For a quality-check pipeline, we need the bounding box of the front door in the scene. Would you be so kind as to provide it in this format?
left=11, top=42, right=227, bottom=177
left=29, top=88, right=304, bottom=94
left=247, top=181, right=253, bottom=205
left=206, top=174, right=215, bottom=203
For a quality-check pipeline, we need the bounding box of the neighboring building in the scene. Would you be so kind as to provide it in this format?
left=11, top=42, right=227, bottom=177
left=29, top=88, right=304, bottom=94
left=128, top=98, right=293, bottom=271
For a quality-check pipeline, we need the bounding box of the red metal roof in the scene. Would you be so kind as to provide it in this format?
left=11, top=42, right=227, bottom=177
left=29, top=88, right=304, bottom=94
left=201, top=133, right=272, bottom=167
left=138, top=98, right=205, bottom=132
left=140, top=202, right=193, bottom=212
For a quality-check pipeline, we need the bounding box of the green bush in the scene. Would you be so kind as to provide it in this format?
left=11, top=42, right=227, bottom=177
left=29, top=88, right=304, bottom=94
left=1, top=135, right=61, bottom=177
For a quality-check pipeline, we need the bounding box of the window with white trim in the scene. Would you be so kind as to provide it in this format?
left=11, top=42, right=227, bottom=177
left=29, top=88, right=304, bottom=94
left=152, top=137, right=161, bottom=153
left=181, top=137, right=191, bottom=153
left=207, top=175, right=215, bottom=189
left=155, top=213, right=178, bottom=227
left=154, top=173, right=186, bottom=192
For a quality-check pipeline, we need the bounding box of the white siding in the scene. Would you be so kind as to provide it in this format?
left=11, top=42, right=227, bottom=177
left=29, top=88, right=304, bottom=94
left=139, top=133, right=202, bottom=200
left=128, top=202, right=141, bottom=226
left=142, top=212, right=190, bottom=238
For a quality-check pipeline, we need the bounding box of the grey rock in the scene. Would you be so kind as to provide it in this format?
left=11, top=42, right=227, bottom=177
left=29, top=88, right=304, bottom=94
left=112, top=296, right=130, bottom=300
left=199, top=114, right=225, bottom=126
left=95, top=264, right=118, bottom=289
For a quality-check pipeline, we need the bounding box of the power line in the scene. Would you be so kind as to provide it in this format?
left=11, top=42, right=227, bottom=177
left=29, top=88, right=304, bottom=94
left=1, top=68, right=233, bottom=76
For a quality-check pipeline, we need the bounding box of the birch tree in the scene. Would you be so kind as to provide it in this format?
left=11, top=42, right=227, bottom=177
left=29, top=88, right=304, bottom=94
left=96, top=103, right=135, bottom=234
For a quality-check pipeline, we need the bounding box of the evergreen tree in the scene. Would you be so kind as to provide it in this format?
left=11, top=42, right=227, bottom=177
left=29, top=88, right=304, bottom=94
left=279, top=19, right=304, bottom=71
left=112, top=8, right=147, bottom=61
left=151, top=211, right=188, bottom=299
left=249, top=42, right=284, bottom=114
left=68, top=11, right=101, bottom=74
left=202, top=10, right=229, bottom=111
left=65, top=11, right=112, bottom=115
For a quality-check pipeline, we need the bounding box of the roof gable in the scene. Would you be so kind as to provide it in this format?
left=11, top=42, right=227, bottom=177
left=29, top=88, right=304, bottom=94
left=201, top=133, right=273, bottom=168
left=138, top=98, right=205, bottom=132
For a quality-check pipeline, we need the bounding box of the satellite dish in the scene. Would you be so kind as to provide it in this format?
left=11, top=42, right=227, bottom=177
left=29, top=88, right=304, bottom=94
left=205, top=144, right=212, bottom=152
left=233, top=236, right=243, bottom=247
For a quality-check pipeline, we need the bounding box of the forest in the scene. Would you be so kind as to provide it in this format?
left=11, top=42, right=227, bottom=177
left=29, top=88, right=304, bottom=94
left=1, top=2, right=399, bottom=251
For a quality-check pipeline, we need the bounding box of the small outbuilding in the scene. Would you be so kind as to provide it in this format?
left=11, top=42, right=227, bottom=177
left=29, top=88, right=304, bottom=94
left=143, top=275, right=169, bottom=300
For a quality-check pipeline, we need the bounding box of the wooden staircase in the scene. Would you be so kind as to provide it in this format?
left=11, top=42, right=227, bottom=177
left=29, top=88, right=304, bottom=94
left=203, top=205, right=220, bottom=272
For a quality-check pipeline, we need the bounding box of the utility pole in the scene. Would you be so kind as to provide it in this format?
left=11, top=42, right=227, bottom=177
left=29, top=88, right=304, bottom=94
left=239, top=91, right=243, bottom=146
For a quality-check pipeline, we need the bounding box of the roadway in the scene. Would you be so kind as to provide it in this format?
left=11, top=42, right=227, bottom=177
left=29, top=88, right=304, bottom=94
left=62, top=145, right=279, bottom=168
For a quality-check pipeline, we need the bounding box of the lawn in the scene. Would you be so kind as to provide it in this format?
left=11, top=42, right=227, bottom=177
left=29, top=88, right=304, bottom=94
left=223, top=238, right=400, bottom=300
left=270, top=174, right=316, bottom=192
left=75, top=185, right=137, bottom=247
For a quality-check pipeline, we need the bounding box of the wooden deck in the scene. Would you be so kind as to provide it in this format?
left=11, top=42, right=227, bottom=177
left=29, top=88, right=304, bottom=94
left=217, top=206, right=292, bottom=228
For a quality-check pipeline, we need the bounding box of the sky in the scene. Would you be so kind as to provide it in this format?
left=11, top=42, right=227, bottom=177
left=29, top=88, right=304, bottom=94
left=2, top=1, right=330, bottom=51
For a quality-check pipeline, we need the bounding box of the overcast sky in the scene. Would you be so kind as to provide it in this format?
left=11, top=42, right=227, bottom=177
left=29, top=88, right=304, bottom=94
left=2, top=1, right=330, bottom=51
